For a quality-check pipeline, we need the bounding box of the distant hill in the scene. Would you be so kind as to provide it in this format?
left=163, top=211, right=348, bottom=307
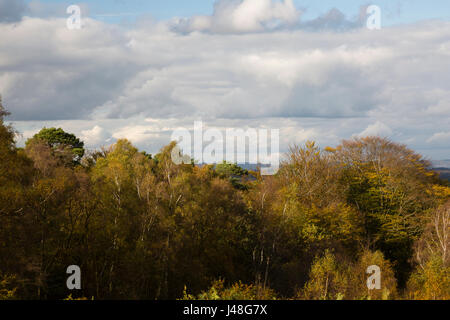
left=434, top=167, right=450, bottom=182
left=432, top=160, right=450, bottom=169
left=431, top=160, right=450, bottom=182
left=200, top=162, right=450, bottom=182
left=199, top=163, right=265, bottom=172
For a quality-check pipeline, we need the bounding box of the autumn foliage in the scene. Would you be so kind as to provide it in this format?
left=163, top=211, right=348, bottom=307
left=0, top=100, right=449, bottom=300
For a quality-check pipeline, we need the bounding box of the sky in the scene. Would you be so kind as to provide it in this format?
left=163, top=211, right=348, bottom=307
left=16, top=0, right=450, bottom=24
left=0, top=0, right=449, bottom=161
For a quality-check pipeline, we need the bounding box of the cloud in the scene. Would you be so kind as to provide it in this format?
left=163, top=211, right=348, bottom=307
left=171, top=2, right=373, bottom=34
left=172, top=0, right=301, bottom=34
left=0, top=0, right=26, bottom=23
left=301, top=7, right=367, bottom=31
left=25, top=1, right=78, bottom=19
left=1, top=13, right=450, bottom=159
left=0, top=17, right=140, bottom=120
left=80, top=125, right=112, bottom=148
left=0, top=0, right=88, bottom=23
left=427, top=132, right=450, bottom=144
left=112, top=125, right=161, bottom=145
left=356, top=121, right=393, bottom=137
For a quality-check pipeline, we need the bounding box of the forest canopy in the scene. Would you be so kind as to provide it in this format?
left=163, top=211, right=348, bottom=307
left=0, top=100, right=449, bottom=300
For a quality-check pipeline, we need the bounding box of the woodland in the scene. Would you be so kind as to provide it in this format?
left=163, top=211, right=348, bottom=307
left=0, top=97, right=448, bottom=300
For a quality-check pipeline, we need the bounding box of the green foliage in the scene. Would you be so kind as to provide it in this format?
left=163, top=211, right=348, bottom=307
left=333, top=137, right=438, bottom=287
left=26, top=127, right=85, bottom=163
left=215, top=161, right=249, bottom=190
left=215, top=162, right=248, bottom=177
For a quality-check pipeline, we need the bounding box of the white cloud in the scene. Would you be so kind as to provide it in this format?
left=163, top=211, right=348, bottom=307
left=81, top=125, right=112, bottom=148
left=112, top=125, right=161, bottom=145
left=356, top=121, right=393, bottom=138
left=427, top=132, right=450, bottom=144
left=173, top=0, right=300, bottom=34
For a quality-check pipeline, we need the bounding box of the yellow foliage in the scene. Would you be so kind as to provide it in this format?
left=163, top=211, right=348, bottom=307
left=0, top=274, right=17, bottom=300
left=181, top=280, right=277, bottom=300
left=64, top=294, right=93, bottom=300
left=407, top=257, right=450, bottom=300
left=429, top=185, right=450, bottom=203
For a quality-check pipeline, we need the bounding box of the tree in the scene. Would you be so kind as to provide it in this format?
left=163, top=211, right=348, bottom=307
left=215, top=162, right=249, bottom=190
left=298, top=249, right=397, bottom=300
left=26, top=127, right=85, bottom=164
left=0, top=95, right=10, bottom=119
left=0, top=273, right=17, bottom=300
left=346, top=250, right=397, bottom=300
left=298, top=250, right=349, bottom=300
left=407, top=201, right=450, bottom=299
left=329, top=137, right=438, bottom=287
left=280, top=141, right=342, bottom=208
left=2, top=102, right=450, bottom=300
